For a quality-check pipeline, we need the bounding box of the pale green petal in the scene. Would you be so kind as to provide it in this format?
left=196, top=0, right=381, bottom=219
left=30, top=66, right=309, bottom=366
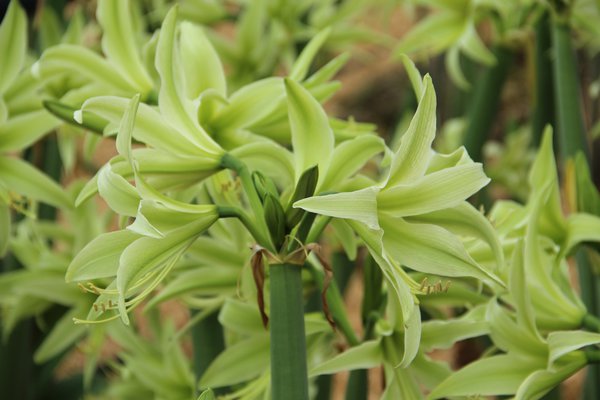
left=348, top=220, right=416, bottom=322
left=80, top=96, right=208, bottom=156
left=34, top=45, right=138, bottom=92
left=548, top=331, right=600, bottom=367
left=381, top=217, right=502, bottom=285
left=97, top=0, right=153, bottom=93
left=459, top=24, right=496, bottom=66
left=528, top=128, right=566, bottom=239
left=117, top=214, right=218, bottom=322
left=562, top=213, right=600, bottom=256
left=509, top=240, right=541, bottom=339
left=387, top=75, right=436, bottom=186
left=289, top=27, right=331, bottom=82
left=218, top=299, right=264, bottom=335
left=0, top=109, right=60, bottom=152
left=0, top=97, right=6, bottom=123
left=304, top=52, right=350, bottom=89
left=445, top=45, right=470, bottom=90
left=330, top=219, right=357, bottom=261
left=378, top=163, right=489, bottom=217
left=284, top=78, right=334, bottom=182
left=0, top=156, right=72, bottom=209
left=310, top=340, right=382, bottom=376
left=399, top=303, right=421, bottom=367
left=199, top=335, right=269, bottom=388
left=406, top=202, right=504, bottom=271
left=147, top=268, right=238, bottom=309
left=34, top=305, right=87, bottom=363
left=0, top=0, right=27, bottom=93
left=66, top=229, right=140, bottom=282
left=515, top=355, right=586, bottom=400
left=115, top=94, right=140, bottom=164
left=394, top=12, right=464, bottom=57
left=210, top=77, right=284, bottom=131
left=231, top=141, right=295, bottom=187
left=97, top=164, right=140, bottom=217
left=179, top=22, right=226, bottom=98
left=399, top=54, right=424, bottom=99
left=129, top=199, right=217, bottom=238
left=155, top=7, right=222, bottom=156
left=318, top=135, right=385, bottom=192
left=421, top=304, right=488, bottom=350
left=294, top=187, right=379, bottom=230
left=486, top=299, right=546, bottom=356
left=428, top=354, right=541, bottom=399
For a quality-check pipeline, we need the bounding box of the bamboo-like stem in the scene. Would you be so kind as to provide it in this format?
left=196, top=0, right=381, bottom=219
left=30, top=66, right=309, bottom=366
left=551, top=16, right=597, bottom=400
left=269, top=263, right=309, bottom=400
left=463, top=45, right=514, bottom=162
left=191, top=310, right=225, bottom=395
left=532, top=11, right=555, bottom=145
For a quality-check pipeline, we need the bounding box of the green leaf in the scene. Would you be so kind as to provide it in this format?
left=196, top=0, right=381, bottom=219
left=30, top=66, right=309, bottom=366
left=294, top=187, right=380, bottom=230
left=319, top=135, right=385, bottom=192
left=200, top=335, right=270, bottom=388
left=310, top=340, right=382, bottom=376
left=289, top=27, right=331, bottom=82
left=575, top=152, right=600, bottom=215
left=381, top=217, right=503, bottom=285
left=0, top=0, right=27, bottom=93
left=66, top=229, right=140, bottom=282
left=179, top=22, right=226, bottom=98
left=387, top=75, right=436, bottom=186
left=428, top=354, right=542, bottom=399
left=155, top=6, right=223, bottom=156
left=0, top=110, right=60, bottom=152
left=0, top=156, right=72, bottom=209
left=378, top=163, right=489, bottom=217
left=34, top=305, right=88, bottom=363
left=97, top=0, right=153, bottom=93
left=284, top=78, right=335, bottom=183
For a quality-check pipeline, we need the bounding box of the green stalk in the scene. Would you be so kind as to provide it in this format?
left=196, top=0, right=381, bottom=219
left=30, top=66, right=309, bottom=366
left=532, top=11, right=555, bottom=145
left=463, top=45, right=514, bottom=162
left=220, top=154, right=274, bottom=251
left=269, top=263, right=309, bottom=400
left=551, top=21, right=590, bottom=162
left=551, top=15, right=597, bottom=400
left=192, top=310, right=226, bottom=395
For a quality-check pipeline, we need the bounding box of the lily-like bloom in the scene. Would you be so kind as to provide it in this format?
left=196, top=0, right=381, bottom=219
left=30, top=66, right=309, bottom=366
left=294, top=74, right=504, bottom=337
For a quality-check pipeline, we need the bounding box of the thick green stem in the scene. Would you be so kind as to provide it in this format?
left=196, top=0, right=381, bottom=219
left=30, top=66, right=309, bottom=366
left=192, top=310, right=225, bottom=395
left=583, top=314, right=600, bottom=333
left=532, top=11, right=555, bottom=145
left=269, top=263, right=309, bottom=400
left=551, top=21, right=590, bottom=162
left=551, top=17, right=597, bottom=399
left=463, top=45, right=514, bottom=162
